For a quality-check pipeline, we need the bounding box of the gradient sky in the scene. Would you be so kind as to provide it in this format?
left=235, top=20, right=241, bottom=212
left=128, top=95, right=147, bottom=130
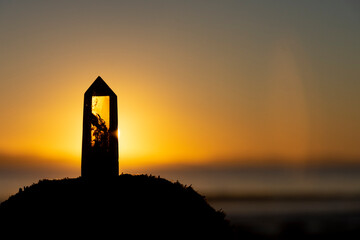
left=0, top=0, right=359, bottom=172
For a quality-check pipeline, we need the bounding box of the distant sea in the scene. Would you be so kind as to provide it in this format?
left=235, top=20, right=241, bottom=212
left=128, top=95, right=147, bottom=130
left=152, top=165, right=360, bottom=196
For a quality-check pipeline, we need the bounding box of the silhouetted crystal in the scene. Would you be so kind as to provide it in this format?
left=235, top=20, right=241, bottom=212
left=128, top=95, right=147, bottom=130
left=82, top=76, right=118, bottom=178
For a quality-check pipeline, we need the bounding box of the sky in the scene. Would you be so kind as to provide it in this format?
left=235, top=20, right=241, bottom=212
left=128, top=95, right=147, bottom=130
left=0, top=0, right=359, bottom=175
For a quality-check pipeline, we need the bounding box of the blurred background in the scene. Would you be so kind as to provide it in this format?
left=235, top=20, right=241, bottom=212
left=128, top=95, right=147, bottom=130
left=1, top=1, right=360, bottom=237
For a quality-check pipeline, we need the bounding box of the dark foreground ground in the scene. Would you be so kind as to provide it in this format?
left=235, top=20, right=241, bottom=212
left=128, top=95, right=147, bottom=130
left=1, top=174, right=360, bottom=239
left=0, top=174, right=232, bottom=239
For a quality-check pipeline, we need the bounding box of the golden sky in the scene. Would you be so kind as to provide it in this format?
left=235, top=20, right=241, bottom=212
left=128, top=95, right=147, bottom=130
left=0, top=1, right=359, bottom=172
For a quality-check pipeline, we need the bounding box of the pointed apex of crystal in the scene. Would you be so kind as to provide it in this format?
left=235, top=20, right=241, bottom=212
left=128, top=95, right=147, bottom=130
left=85, top=76, right=116, bottom=97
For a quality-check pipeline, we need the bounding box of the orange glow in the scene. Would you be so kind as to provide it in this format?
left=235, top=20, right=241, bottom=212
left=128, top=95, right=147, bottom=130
left=0, top=1, right=359, bottom=174
left=0, top=66, right=358, bottom=172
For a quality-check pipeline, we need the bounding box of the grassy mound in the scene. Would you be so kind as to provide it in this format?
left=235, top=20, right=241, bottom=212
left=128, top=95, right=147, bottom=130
left=0, top=174, right=233, bottom=239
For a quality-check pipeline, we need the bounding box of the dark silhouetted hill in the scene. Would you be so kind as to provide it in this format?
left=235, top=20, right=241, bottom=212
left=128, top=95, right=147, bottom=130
left=0, top=174, right=233, bottom=239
